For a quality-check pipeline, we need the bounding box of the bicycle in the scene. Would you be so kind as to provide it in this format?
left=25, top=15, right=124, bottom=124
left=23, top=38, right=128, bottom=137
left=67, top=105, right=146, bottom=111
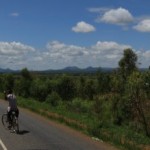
left=2, top=111, right=19, bottom=134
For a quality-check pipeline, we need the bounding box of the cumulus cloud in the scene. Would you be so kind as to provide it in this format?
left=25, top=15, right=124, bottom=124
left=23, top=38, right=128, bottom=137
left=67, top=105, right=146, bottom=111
left=91, top=41, right=130, bottom=52
left=90, top=41, right=132, bottom=66
left=39, top=41, right=149, bottom=69
left=97, top=7, right=133, bottom=25
left=45, top=41, right=88, bottom=60
left=41, top=41, right=132, bottom=68
left=72, top=21, right=95, bottom=33
left=133, top=19, right=150, bottom=32
left=0, top=42, right=35, bottom=55
left=0, top=41, right=149, bottom=70
left=0, top=42, right=35, bottom=69
left=10, top=12, right=19, bottom=17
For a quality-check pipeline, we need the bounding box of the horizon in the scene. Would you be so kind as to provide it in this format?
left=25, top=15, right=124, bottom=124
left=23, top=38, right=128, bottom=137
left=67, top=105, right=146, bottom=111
left=0, top=65, right=149, bottom=72
left=0, top=0, right=150, bottom=70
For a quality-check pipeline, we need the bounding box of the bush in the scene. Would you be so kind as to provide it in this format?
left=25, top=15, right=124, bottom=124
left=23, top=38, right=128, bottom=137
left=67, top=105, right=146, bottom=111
left=45, top=91, right=62, bottom=107
left=68, top=98, right=93, bottom=114
left=93, top=94, right=115, bottom=126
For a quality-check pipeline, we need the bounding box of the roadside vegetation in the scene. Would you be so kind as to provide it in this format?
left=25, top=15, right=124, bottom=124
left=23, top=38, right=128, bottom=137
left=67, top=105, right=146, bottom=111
left=0, top=48, right=150, bottom=150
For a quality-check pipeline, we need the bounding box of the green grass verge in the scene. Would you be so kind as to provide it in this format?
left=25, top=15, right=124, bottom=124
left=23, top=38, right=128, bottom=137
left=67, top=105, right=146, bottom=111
left=17, top=97, right=95, bottom=133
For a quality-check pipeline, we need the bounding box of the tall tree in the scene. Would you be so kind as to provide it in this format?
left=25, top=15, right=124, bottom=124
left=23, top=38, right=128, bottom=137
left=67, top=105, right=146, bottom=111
left=119, top=48, right=138, bottom=79
left=21, top=68, right=32, bottom=80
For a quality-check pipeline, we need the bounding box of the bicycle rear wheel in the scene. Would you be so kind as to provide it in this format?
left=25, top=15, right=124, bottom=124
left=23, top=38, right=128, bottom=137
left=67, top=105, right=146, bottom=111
left=12, top=116, right=19, bottom=134
left=2, top=114, right=9, bottom=129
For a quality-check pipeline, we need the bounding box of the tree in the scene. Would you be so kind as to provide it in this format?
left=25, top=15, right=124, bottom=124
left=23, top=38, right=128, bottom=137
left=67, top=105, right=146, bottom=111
left=97, top=73, right=111, bottom=94
left=3, top=74, right=15, bottom=90
left=45, top=91, right=61, bottom=107
left=119, top=48, right=138, bottom=79
left=18, top=68, right=32, bottom=97
left=21, top=68, right=32, bottom=80
left=30, top=78, right=48, bottom=101
left=58, top=75, right=76, bottom=101
left=83, top=79, right=97, bottom=100
left=126, top=71, right=149, bottom=136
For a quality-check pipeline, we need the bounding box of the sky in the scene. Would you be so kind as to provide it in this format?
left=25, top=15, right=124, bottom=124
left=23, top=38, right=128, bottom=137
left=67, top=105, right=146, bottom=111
left=0, top=0, right=150, bottom=70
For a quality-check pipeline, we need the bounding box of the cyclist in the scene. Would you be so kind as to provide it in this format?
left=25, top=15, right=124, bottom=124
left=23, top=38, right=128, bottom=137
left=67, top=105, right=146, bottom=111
left=6, top=89, right=19, bottom=128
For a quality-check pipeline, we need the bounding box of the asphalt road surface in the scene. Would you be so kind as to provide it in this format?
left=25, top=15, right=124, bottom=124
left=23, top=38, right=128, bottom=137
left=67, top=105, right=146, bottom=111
left=0, top=99, right=118, bottom=150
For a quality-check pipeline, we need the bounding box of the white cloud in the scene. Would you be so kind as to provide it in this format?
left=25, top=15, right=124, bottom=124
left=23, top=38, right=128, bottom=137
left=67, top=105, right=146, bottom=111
left=88, top=7, right=110, bottom=13
left=0, top=42, right=35, bottom=55
left=0, top=42, right=35, bottom=69
left=90, top=41, right=132, bottom=66
left=91, top=41, right=130, bottom=52
left=99, top=7, right=133, bottom=25
left=41, top=41, right=132, bottom=68
left=46, top=41, right=87, bottom=59
left=72, top=21, right=95, bottom=33
left=0, top=41, right=149, bottom=70
left=133, top=19, right=150, bottom=32
left=10, top=12, right=19, bottom=17
left=39, top=41, right=150, bottom=69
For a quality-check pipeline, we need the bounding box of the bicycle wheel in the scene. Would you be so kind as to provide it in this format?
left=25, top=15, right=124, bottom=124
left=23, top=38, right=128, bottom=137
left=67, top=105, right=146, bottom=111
left=12, top=116, right=19, bottom=134
left=2, top=114, right=9, bottom=129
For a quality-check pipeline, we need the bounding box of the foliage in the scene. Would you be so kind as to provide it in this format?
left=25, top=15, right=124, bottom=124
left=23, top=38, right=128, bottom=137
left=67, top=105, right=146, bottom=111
left=3, top=74, right=15, bottom=91
left=21, top=68, right=32, bottom=80
left=83, top=79, right=97, bottom=100
left=93, top=94, right=124, bottom=126
left=125, top=71, right=150, bottom=136
left=30, top=78, right=48, bottom=101
left=57, top=75, right=76, bottom=100
left=45, top=91, right=62, bottom=107
left=119, top=48, right=138, bottom=79
left=15, top=68, right=32, bottom=97
left=68, top=98, right=93, bottom=114
left=97, top=72, right=111, bottom=94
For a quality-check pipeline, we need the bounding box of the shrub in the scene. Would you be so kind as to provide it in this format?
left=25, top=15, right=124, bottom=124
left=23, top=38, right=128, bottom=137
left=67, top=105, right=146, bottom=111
left=45, top=91, right=62, bottom=107
left=68, top=98, right=93, bottom=114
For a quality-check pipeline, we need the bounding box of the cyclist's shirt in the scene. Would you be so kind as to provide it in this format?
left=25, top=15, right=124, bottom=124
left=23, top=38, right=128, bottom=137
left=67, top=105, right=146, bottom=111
left=7, top=94, right=17, bottom=110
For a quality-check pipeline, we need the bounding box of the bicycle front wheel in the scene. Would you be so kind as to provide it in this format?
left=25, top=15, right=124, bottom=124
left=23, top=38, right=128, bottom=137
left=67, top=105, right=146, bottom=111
left=2, top=114, right=9, bottom=129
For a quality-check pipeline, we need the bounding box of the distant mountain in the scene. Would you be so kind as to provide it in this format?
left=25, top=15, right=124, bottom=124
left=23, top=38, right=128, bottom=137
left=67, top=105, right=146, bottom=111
left=0, top=68, right=19, bottom=73
left=63, top=66, right=82, bottom=72
left=0, top=66, right=116, bottom=74
left=37, top=66, right=149, bottom=74
left=83, top=66, right=97, bottom=72
left=0, top=68, right=13, bottom=73
left=0, top=66, right=148, bottom=74
left=41, top=66, right=114, bottom=74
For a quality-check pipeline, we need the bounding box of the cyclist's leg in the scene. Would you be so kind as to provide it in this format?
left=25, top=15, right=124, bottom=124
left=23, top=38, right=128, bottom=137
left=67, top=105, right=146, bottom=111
left=7, top=110, right=12, bottom=129
left=15, top=108, right=19, bottom=118
left=7, top=107, right=11, bottom=123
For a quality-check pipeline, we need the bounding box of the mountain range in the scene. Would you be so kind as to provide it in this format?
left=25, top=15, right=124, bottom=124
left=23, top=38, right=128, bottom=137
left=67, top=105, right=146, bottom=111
left=0, top=66, right=148, bottom=74
left=0, top=66, right=114, bottom=74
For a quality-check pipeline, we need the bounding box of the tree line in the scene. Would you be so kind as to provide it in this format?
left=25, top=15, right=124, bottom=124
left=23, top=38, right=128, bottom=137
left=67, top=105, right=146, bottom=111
left=0, top=48, right=150, bottom=137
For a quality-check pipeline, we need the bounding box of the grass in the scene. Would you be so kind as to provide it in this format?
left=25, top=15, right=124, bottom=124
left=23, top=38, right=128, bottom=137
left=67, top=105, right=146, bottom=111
left=16, top=97, right=91, bottom=132
left=96, top=126, right=150, bottom=150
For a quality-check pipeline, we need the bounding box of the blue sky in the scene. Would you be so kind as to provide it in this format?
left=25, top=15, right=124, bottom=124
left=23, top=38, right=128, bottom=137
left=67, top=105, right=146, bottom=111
left=0, top=0, right=150, bottom=70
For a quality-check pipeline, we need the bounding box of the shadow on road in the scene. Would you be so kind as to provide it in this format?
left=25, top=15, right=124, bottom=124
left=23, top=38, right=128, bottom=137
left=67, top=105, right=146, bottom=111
left=18, top=130, right=30, bottom=135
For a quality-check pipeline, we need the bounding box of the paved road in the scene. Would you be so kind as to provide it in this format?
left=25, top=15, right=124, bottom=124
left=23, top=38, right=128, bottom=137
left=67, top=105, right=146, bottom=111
left=0, top=99, right=118, bottom=150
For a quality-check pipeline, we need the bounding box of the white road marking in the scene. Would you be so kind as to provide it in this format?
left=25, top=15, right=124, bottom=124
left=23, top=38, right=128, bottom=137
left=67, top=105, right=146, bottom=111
left=0, top=139, right=7, bottom=150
